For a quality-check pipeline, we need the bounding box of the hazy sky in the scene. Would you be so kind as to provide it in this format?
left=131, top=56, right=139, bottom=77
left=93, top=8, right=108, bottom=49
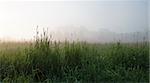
left=0, top=0, right=148, bottom=41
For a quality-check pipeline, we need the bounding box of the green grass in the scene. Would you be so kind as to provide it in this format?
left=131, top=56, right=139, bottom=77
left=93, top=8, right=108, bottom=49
left=0, top=31, right=149, bottom=82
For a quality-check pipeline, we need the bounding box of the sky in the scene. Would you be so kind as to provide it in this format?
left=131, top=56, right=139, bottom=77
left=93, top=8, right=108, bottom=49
left=0, top=0, right=148, bottom=41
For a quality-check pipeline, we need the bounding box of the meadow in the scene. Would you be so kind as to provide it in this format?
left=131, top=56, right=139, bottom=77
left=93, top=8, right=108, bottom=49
left=0, top=31, right=149, bottom=82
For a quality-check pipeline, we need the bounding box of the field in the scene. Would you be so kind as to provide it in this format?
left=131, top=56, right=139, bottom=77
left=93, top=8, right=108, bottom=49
left=0, top=32, right=149, bottom=82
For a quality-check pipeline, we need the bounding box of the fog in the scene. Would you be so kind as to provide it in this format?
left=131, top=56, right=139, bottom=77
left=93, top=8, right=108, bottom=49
left=0, top=0, right=148, bottom=42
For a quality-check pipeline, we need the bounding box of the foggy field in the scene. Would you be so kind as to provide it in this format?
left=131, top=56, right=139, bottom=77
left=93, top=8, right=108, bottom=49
left=0, top=31, right=149, bottom=82
left=0, top=0, right=149, bottom=82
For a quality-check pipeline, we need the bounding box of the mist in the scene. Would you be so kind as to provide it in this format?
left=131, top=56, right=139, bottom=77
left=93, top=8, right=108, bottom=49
left=0, top=0, right=148, bottom=42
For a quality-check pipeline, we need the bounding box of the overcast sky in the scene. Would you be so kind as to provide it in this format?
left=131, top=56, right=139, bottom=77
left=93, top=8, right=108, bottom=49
left=0, top=0, right=148, bottom=41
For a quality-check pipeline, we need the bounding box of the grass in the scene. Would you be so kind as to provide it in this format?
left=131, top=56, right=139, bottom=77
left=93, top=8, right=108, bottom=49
left=0, top=30, right=149, bottom=82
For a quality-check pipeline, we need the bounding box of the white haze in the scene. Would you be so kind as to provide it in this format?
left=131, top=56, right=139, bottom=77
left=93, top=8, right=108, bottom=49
left=0, top=0, right=148, bottom=42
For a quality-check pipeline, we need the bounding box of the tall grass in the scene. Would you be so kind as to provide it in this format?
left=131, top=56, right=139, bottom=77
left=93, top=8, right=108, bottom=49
left=0, top=29, right=149, bottom=82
